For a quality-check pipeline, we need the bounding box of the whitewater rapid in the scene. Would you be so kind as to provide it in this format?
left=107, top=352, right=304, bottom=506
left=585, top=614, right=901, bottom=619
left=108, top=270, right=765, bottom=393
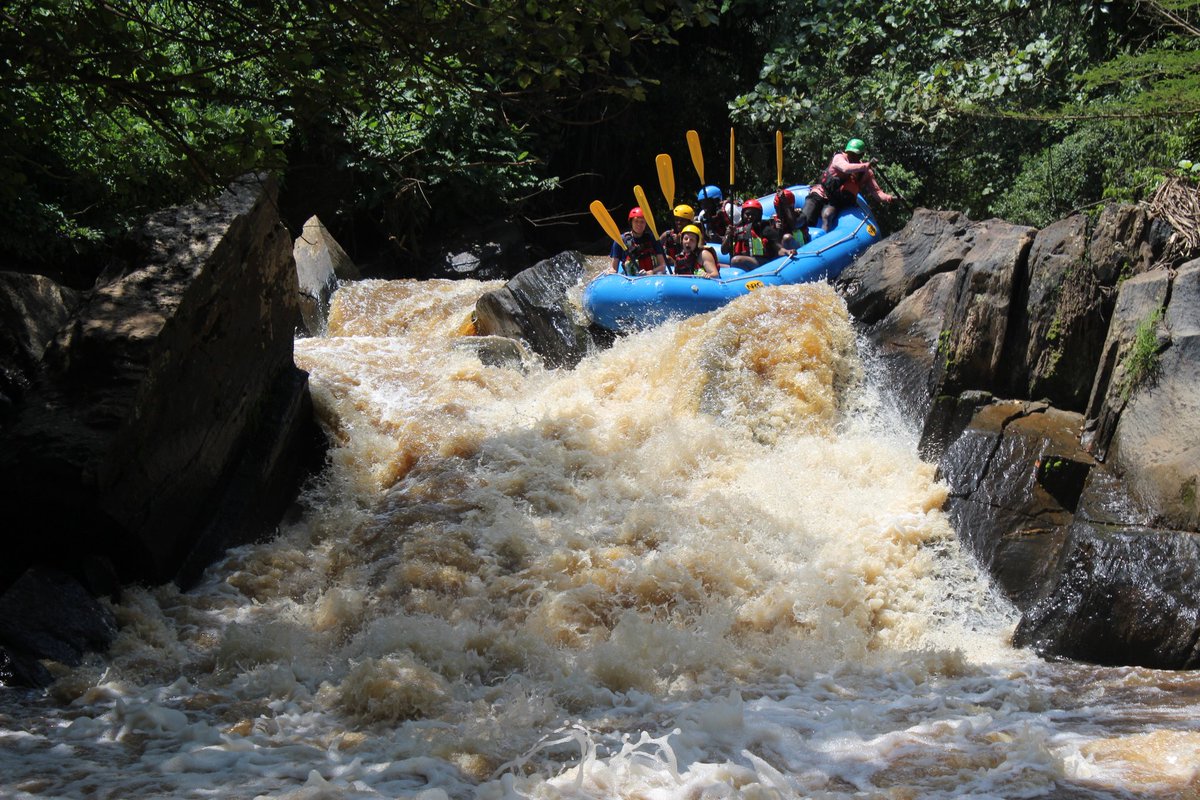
left=3, top=275, right=1200, bottom=799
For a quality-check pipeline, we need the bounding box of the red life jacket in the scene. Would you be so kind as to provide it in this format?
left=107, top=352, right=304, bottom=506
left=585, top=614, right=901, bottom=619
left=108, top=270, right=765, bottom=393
left=622, top=230, right=659, bottom=272
left=660, top=230, right=682, bottom=262
left=729, top=222, right=764, bottom=256
left=674, top=246, right=716, bottom=276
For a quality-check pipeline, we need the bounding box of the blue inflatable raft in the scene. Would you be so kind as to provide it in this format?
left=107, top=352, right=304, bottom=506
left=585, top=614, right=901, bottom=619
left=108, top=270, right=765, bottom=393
left=584, top=185, right=882, bottom=333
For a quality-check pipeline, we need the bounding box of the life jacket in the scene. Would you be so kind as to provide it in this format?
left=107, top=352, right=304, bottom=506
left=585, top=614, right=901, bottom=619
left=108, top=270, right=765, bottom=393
left=674, top=246, right=716, bottom=276
left=698, top=208, right=729, bottom=240
left=819, top=164, right=860, bottom=200
left=661, top=230, right=682, bottom=262
left=729, top=221, right=764, bottom=256
left=621, top=230, right=659, bottom=273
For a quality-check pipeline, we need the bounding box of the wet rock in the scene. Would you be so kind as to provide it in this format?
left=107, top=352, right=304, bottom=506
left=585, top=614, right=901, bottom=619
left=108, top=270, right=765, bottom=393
left=0, top=174, right=325, bottom=588
left=0, top=272, right=80, bottom=424
left=918, top=389, right=993, bottom=462
left=293, top=216, right=359, bottom=336
left=452, top=335, right=533, bottom=371
left=0, top=567, right=117, bottom=688
left=1014, top=520, right=1200, bottom=668
left=425, top=220, right=525, bottom=280
left=474, top=250, right=594, bottom=369
left=863, top=271, right=958, bottom=425
left=939, top=400, right=1094, bottom=610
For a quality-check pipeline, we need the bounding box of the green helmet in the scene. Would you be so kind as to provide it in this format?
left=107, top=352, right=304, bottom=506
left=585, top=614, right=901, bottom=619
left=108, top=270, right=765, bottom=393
left=845, top=138, right=866, bottom=154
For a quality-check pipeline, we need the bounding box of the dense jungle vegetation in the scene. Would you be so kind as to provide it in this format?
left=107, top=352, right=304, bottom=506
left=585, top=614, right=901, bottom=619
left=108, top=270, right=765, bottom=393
left=3, top=0, right=1198, bottom=280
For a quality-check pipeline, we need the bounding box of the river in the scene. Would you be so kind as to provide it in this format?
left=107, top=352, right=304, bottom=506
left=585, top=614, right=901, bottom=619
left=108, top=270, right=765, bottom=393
left=3, top=275, right=1199, bottom=799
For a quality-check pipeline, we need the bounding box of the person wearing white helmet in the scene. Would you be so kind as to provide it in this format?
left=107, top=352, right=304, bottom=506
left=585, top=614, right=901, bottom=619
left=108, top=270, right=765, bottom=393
left=802, top=138, right=895, bottom=232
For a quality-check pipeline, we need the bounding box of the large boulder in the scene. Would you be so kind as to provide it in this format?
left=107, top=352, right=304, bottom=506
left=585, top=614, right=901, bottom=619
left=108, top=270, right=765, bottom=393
left=0, top=272, right=80, bottom=423
left=862, top=271, right=958, bottom=425
left=425, top=220, right=526, bottom=280
left=836, top=208, right=977, bottom=324
left=1105, top=259, right=1200, bottom=529
left=939, top=400, right=1093, bottom=609
left=293, top=215, right=359, bottom=336
left=1014, top=519, right=1200, bottom=668
left=474, top=250, right=595, bottom=369
left=0, top=567, right=117, bottom=687
left=934, top=220, right=1035, bottom=394
left=0, top=175, right=325, bottom=590
left=1081, top=269, right=1173, bottom=460
left=1000, top=216, right=1105, bottom=409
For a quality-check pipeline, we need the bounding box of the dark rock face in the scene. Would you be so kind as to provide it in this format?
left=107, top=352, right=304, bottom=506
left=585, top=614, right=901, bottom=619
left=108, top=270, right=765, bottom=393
left=293, top=215, right=360, bottom=336
left=474, top=250, right=595, bottom=369
left=1001, top=216, right=1102, bottom=409
left=1014, top=521, right=1200, bottom=669
left=939, top=401, right=1093, bottom=610
left=0, top=272, right=80, bottom=423
left=837, top=209, right=978, bottom=325
left=0, top=175, right=324, bottom=590
left=850, top=202, right=1200, bottom=668
left=0, top=568, right=117, bottom=688
left=425, top=220, right=526, bottom=281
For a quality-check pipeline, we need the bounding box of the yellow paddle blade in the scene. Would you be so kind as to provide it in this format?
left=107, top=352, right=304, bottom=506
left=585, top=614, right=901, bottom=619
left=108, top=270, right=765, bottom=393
left=589, top=200, right=625, bottom=250
left=729, top=127, right=736, bottom=189
left=776, top=130, right=784, bottom=188
left=656, top=154, right=675, bottom=208
left=686, top=129, right=704, bottom=185
left=633, top=185, right=659, bottom=240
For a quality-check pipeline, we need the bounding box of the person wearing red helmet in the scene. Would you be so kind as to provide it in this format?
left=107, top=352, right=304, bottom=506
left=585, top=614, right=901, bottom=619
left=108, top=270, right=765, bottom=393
left=772, top=189, right=809, bottom=249
left=608, top=207, right=666, bottom=275
left=802, top=138, right=894, bottom=232
left=722, top=198, right=796, bottom=268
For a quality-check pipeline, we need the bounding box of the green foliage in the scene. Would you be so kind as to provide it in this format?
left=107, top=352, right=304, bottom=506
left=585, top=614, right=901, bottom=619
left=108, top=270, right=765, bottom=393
left=1, top=0, right=716, bottom=267
left=728, top=0, right=1200, bottom=223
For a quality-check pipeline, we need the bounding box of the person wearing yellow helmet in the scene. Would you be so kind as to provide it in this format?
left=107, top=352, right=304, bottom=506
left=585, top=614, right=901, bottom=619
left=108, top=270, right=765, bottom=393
left=672, top=224, right=719, bottom=278
left=660, top=204, right=696, bottom=270
left=802, top=138, right=895, bottom=232
left=608, top=207, right=666, bottom=275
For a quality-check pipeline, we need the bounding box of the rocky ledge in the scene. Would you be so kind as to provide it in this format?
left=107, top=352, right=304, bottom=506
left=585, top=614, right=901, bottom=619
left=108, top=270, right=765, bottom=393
left=0, top=176, right=326, bottom=685
left=838, top=200, right=1200, bottom=668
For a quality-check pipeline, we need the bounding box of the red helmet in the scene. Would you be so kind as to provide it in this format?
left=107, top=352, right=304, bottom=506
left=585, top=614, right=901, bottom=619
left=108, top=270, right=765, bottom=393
left=628, top=207, right=644, bottom=220
left=774, top=189, right=795, bottom=209
left=741, top=198, right=763, bottom=221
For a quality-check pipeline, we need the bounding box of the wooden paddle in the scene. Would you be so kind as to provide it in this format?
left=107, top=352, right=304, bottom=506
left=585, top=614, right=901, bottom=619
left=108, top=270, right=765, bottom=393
left=686, top=130, right=704, bottom=188
left=590, top=200, right=625, bottom=251
left=656, top=154, right=675, bottom=208
left=776, top=130, right=784, bottom=189
left=728, top=127, right=736, bottom=200
left=633, top=185, right=660, bottom=239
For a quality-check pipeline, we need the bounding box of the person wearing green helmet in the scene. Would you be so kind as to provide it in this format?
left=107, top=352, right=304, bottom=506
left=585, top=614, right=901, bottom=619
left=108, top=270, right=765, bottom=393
left=801, top=138, right=895, bottom=233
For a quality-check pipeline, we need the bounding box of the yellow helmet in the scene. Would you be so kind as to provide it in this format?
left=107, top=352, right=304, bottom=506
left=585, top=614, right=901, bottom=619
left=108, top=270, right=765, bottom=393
left=680, top=224, right=703, bottom=239
left=673, top=204, right=696, bottom=220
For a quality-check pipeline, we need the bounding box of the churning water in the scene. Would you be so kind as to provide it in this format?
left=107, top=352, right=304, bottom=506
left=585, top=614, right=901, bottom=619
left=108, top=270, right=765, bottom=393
left=4, top=275, right=1200, bottom=799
